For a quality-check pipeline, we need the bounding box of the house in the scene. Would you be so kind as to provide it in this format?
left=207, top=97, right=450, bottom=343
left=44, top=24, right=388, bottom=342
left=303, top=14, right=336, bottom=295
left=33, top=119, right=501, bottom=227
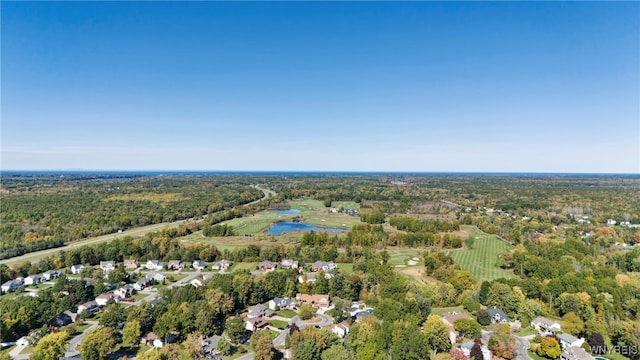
left=311, top=261, right=337, bottom=272
left=332, top=321, right=350, bottom=338
left=459, top=341, right=492, bottom=360
left=298, top=272, right=334, bottom=284
left=124, top=260, right=139, bottom=270
left=556, top=333, right=585, bottom=349
left=607, top=219, right=617, bottom=226
left=259, top=261, right=277, bottom=271
left=146, top=271, right=166, bottom=282
left=145, top=260, right=164, bottom=271
left=100, top=261, right=116, bottom=271
left=442, top=312, right=473, bottom=343
left=247, top=304, right=275, bottom=319
left=354, top=311, right=372, bottom=322
left=134, top=277, right=151, bottom=291
left=280, top=259, right=299, bottom=269
left=115, top=285, right=135, bottom=299
left=562, top=346, right=594, bottom=360
left=269, top=297, right=296, bottom=311
left=531, top=316, right=562, bottom=335
left=192, top=260, right=207, bottom=271
left=70, top=264, right=84, bottom=274
left=42, top=270, right=62, bottom=281
left=95, top=293, right=119, bottom=306
left=296, top=293, right=331, bottom=310
left=78, top=301, right=99, bottom=314
left=190, top=278, right=205, bottom=288
left=53, top=310, right=78, bottom=327
left=24, top=274, right=43, bottom=285
left=245, top=317, right=268, bottom=332
left=1, top=280, right=20, bottom=293
left=141, top=332, right=164, bottom=348
left=486, top=308, right=510, bottom=323
left=212, top=260, right=232, bottom=271
left=168, top=260, right=185, bottom=271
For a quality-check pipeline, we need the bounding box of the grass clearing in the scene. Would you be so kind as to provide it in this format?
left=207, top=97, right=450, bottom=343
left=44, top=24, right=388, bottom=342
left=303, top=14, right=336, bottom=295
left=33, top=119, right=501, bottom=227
left=337, top=263, right=354, bottom=274
left=231, top=262, right=259, bottom=272
left=448, top=230, right=515, bottom=282
left=268, top=319, right=289, bottom=329
left=276, top=310, right=297, bottom=318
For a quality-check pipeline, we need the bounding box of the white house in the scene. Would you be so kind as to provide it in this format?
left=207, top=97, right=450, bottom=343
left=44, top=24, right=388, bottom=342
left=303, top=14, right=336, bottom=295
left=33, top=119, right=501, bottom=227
left=556, top=333, right=585, bottom=349
left=42, top=270, right=61, bottom=281
left=1, top=280, right=20, bottom=293
left=134, top=277, right=151, bottom=291
left=311, top=261, right=337, bottom=272
left=332, top=322, right=350, bottom=338
left=145, top=260, right=164, bottom=271
left=24, top=275, right=43, bottom=285
left=269, top=297, right=296, bottom=311
left=190, top=277, right=205, bottom=288
left=168, top=260, right=185, bottom=271
left=115, top=286, right=135, bottom=299
left=211, top=260, right=232, bottom=271
left=607, top=219, right=617, bottom=226
left=245, top=318, right=268, bottom=332
left=78, top=301, right=99, bottom=314
left=141, top=332, right=164, bottom=348
left=562, top=346, right=593, bottom=360
left=280, top=259, right=299, bottom=269
left=192, top=260, right=207, bottom=271
left=95, top=293, right=119, bottom=307
left=459, top=341, right=492, bottom=360
left=146, top=271, right=166, bottom=282
left=100, top=261, right=116, bottom=271
left=486, top=308, right=510, bottom=324
left=70, top=264, right=84, bottom=274
left=531, top=316, right=562, bottom=335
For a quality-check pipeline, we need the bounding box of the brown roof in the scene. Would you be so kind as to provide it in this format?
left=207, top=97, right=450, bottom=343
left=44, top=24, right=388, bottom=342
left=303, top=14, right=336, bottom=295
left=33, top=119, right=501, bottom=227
left=296, top=293, right=330, bottom=306
left=441, top=312, right=472, bottom=326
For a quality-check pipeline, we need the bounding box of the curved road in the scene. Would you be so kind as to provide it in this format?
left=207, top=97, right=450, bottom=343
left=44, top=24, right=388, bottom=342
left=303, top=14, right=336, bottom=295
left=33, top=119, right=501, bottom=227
left=1, top=186, right=275, bottom=266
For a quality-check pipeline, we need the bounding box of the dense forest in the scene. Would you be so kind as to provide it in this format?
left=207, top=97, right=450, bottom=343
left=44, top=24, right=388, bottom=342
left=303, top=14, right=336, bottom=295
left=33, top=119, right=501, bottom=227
left=1, top=173, right=639, bottom=360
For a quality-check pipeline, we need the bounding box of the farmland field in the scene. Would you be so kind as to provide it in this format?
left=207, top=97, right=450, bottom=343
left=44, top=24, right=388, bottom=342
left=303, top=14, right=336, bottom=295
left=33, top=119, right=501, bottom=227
left=448, top=230, right=515, bottom=282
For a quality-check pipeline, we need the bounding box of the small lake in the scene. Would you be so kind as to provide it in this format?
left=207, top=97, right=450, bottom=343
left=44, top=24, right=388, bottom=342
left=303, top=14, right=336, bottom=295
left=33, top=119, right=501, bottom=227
left=265, top=222, right=348, bottom=235
left=272, top=209, right=302, bottom=215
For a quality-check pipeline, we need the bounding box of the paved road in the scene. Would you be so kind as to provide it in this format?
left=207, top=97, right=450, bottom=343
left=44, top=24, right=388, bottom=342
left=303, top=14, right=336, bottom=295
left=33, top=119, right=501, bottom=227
left=514, top=335, right=533, bottom=360
left=291, top=313, right=334, bottom=329
left=64, top=321, right=99, bottom=357
left=1, top=186, right=275, bottom=266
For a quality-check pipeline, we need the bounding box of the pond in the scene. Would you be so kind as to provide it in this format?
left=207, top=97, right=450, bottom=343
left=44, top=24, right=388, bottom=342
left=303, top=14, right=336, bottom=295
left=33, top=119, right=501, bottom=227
left=272, top=209, right=302, bottom=215
left=265, top=222, right=348, bottom=235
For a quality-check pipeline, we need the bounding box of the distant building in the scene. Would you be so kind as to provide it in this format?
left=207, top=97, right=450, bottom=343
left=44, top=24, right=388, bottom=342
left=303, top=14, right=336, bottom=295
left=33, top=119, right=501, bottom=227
left=561, top=346, right=593, bottom=360
left=146, top=271, right=166, bottom=282
left=556, top=333, right=585, bottom=349
left=280, top=259, right=299, bottom=269
left=332, top=322, right=350, bottom=338
left=78, top=301, right=99, bottom=314
left=43, top=270, right=62, bottom=281
left=168, top=260, right=185, bottom=271
left=296, top=293, right=331, bottom=310
left=24, top=275, right=44, bottom=286
left=145, top=260, right=164, bottom=271
left=486, top=308, right=509, bottom=324
left=259, top=261, right=277, bottom=271
left=95, top=293, right=119, bottom=307
left=269, top=297, right=296, bottom=311
left=124, top=260, right=139, bottom=270
left=70, top=265, right=84, bottom=274
left=459, top=341, right=492, bottom=360
left=192, top=260, right=207, bottom=271
left=311, top=261, right=337, bottom=272
left=247, top=304, right=275, bottom=319
left=245, top=317, right=269, bottom=332
left=211, top=260, right=232, bottom=271
left=100, top=261, right=116, bottom=271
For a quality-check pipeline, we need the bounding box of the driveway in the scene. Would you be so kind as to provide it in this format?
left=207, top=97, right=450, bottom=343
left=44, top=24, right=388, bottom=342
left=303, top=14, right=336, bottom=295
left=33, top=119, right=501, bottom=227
left=64, top=321, right=99, bottom=357
left=514, top=335, right=533, bottom=360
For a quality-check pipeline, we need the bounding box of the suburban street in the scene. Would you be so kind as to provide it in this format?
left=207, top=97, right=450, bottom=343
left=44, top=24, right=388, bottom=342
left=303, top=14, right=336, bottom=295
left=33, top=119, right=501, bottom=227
left=64, top=321, right=99, bottom=358
left=0, top=186, right=274, bottom=266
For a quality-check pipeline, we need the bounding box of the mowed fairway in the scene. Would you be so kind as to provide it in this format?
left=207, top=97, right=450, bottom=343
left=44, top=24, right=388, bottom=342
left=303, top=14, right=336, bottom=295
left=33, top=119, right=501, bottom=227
left=448, top=231, right=515, bottom=282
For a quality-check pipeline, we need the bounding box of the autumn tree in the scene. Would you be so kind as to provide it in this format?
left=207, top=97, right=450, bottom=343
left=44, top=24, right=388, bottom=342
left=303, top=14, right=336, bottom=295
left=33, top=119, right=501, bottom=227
left=79, top=327, right=116, bottom=360
left=122, top=319, right=141, bottom=346
left=562, top=312, right=584, bottom=336
left=253, top=331, right=276, bottom=360
left=537, top=337, right=561, bottom=359
left=225, top=316, right=246, bottom=345
left=424, top=315, right=452, bottom=355
left=31, top=331, right=69, bottom=360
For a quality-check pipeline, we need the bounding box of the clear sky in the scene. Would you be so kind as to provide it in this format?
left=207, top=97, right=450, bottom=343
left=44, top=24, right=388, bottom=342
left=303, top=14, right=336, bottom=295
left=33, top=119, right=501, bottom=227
left=2, top=1, right=639, bottom=173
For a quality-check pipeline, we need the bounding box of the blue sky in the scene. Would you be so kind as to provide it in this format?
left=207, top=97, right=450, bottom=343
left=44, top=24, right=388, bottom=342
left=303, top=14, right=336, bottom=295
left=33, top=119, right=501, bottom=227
left=2, top=1, right=638, bottom=172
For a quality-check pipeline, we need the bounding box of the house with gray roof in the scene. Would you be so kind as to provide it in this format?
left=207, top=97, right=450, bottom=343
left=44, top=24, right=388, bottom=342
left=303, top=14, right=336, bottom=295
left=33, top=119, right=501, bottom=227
left=531, top=316, right=562, bottom=335
left=269, top=297, right=296, bottom=311
left=556, top=333, right=585, bottom=349
left=247, top=303, right=274, bottom=319
left=486, top=308, right=509, bottom=324
left=561, top=346, right=593, bottom=360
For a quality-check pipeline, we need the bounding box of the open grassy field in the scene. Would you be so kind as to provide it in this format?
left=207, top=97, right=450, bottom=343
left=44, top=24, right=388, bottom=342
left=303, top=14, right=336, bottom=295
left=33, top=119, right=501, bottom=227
left=287, top=199, right=362, bottom=228
left=448, top=230, right=515, bottom=282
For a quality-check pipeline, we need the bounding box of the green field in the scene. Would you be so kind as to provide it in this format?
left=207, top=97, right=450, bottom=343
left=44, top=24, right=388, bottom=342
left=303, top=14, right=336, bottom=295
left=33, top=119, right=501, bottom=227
left=448, top=231, right=515, bottom=282
left=268, top=319, right=289, bottom=329
left=276, top=310, right=297, bottom=318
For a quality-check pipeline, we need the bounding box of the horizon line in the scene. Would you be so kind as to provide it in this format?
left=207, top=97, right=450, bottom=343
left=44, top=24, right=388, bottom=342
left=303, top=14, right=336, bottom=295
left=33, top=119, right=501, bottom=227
left=1, top=169, right=639, bottom=176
